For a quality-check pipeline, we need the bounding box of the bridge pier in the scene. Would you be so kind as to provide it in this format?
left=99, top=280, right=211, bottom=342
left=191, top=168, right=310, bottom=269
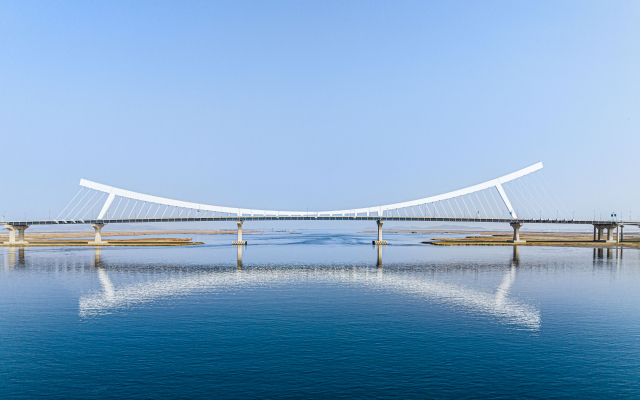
left=232, top=221, right=247, bottom=245
left=593, top=224, right=617, bottom=243
left=508, top=222, right=525, bottom=243
left=372, top=220, right=388, bottom=245
left=3, top=225, right=29, bottom=245
left=88, top=223, right=108, bottom=245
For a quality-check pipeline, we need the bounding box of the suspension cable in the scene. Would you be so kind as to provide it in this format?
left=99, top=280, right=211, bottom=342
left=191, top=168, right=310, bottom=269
left=518, top=177, right=545, bottom=219
left=532, top=171, right=563, bottom=219
left=505, top=181, right=530, bottom=218
left=474, top=192, right=487, bottom=218
left=55, top=187, right=84, bottom=220
left=446, top=199, right=457, bottom=217
left=539, top=171, right=570, bottom=219
left=81, top=192, right=106, bottom=219
left=440, top=201, right=448, bottom=217
left=514, top=179, right=538, bottom=219
left=72, top=190, right=99, bottom=219
left=66, top=189, right=93, bottom=220
left=488, top=187, right=504, bottom=217
left=482, top=190, right=496, bottom=218
left=453, top=197, right=464, bottom=217
left=460, top=196, right=472, bottom=218
left=526, top=174, right=553, bottom=219
left=111, top=197, right=123, bottom=219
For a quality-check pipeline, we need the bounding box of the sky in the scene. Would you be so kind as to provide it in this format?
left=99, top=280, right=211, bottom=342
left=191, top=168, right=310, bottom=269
left=1, top=1, right=639, bottom=228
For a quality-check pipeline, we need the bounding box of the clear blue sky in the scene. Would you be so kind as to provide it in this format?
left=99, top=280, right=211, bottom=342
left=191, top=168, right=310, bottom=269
left=1, top=1, right=639, bottom=223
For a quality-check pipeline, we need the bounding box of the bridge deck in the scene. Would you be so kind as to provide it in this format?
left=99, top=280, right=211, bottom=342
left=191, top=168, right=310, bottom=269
left=2, top=217, right=634, bottom=226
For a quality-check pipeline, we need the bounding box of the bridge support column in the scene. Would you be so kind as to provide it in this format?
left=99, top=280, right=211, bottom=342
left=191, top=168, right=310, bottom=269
left=620, top=225, right=624, bottom=242
left=232, top=221, right=247, bottom=245
left=3, top=225, right=28, bottom=245
left=88, top=223, right=108, bottom=245
left=593, top=224, right=617, bottom=243
left=508, top=222, right=525, bottom=243
left=372, top=220, right=387, bottom=245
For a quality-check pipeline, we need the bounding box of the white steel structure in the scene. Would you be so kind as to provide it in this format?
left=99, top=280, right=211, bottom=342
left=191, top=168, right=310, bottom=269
left=78, top=162, right=544, bottom=220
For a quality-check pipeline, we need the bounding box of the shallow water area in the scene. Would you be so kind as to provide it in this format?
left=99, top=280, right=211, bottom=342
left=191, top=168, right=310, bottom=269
left=1, top=230, right=639, bottom=399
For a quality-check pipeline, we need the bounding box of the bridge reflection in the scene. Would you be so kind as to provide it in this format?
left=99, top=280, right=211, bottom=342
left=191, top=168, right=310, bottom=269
left=81, top=246, right=541, bottom=330
left=6, top=244, right=627, bottom=331
left=593, top=247, right=623, bottom=260
left=3, top=247, right=25, bottom=270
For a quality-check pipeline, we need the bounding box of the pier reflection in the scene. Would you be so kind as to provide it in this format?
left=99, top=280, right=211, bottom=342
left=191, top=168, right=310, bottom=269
left=592, top=247, right=623, bottom=260
left=512, top=245, right=520, bottom=266
left=236, top=245, right=243, bottom=270
left=94, top=247, right=102, bottom=267
left=3, top=247, right=25, bottom=270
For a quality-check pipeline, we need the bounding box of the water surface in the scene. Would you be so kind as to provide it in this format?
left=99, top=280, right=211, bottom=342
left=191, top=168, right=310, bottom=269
left=1, top=231, right=639, bottom=398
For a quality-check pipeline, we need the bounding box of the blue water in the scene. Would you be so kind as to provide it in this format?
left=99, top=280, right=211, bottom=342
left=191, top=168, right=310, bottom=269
left=1, top=231, right=639, bottom=398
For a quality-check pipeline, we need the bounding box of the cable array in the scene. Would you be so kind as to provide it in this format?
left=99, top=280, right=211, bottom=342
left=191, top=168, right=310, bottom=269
left=55, top=164, right=571, bottom=221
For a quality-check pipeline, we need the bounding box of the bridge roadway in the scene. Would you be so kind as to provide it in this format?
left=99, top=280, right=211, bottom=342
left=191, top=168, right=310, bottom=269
left=2, top=216, right=636, bottom=246
left=0, top=216, right=631, bottom=225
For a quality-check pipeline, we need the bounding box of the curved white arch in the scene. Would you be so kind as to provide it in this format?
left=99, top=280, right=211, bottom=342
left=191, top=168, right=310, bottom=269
left=83, top=162, right=542, bottom=219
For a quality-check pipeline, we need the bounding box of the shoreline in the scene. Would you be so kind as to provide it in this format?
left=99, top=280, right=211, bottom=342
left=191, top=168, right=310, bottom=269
left=426, top=232, right=640, bottom=249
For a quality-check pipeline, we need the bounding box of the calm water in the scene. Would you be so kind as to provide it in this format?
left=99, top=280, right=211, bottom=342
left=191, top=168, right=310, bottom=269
left=1, top=230, right=639, bottom=399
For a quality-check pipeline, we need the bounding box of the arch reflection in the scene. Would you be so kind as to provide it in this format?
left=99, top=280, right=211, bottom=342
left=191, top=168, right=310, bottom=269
left=82, top=263, right=540, bottom=331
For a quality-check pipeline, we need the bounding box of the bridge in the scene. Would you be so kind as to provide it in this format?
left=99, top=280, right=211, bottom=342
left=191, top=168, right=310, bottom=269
left=3, top=162, right=636, bottom=245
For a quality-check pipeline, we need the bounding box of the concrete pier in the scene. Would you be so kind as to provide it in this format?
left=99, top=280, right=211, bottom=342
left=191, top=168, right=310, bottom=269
left=593, top=224, right=618, bottom=243
left=372, top=220, right=388, bottom=245
left=508, top=222, right=525, bottom=243
left=88, top=223, right=108, bottom=245
left=3, top=225, right=28, bottom=245
left=232, top=221, right=247, bottom=245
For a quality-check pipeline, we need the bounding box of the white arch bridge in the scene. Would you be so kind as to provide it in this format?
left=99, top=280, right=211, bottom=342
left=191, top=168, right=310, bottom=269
left=2, top=162, right=634, bottom=245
